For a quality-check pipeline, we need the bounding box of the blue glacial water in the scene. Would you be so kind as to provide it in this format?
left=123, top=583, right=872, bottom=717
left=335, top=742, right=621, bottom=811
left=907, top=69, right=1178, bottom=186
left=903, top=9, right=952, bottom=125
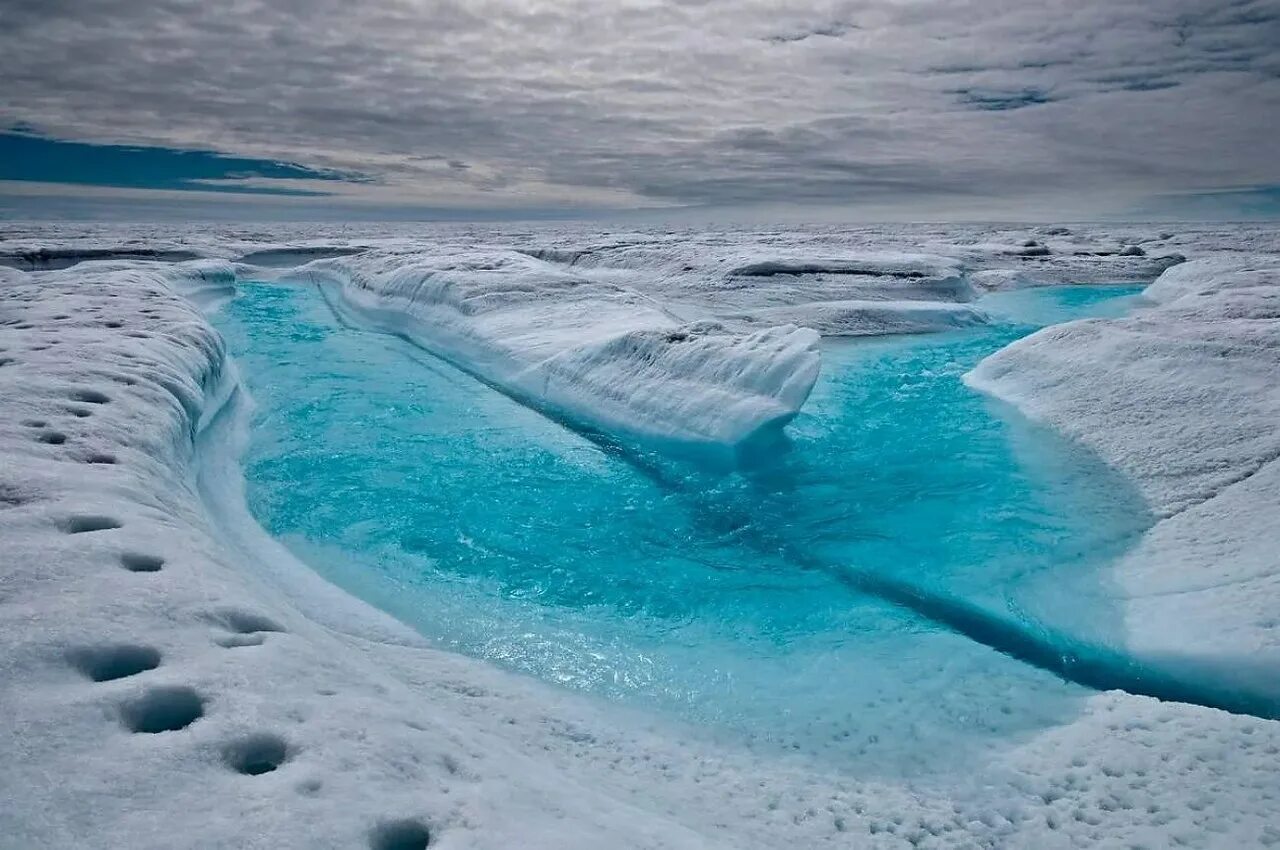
left=212, top=282, right=1152, bottom=776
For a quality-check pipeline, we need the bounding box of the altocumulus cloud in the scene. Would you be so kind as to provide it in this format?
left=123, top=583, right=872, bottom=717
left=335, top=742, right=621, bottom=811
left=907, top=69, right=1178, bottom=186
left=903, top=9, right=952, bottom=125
left=1, top=0, right=1277, bottom=217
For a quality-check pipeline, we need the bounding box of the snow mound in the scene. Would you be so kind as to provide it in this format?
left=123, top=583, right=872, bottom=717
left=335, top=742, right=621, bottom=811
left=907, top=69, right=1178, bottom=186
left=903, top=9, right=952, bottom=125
left=966, top=254, right=1280, bottom=682
left=1144, top=254, right=1280, bottom=304
left=293, top=252, right=822, bottom=454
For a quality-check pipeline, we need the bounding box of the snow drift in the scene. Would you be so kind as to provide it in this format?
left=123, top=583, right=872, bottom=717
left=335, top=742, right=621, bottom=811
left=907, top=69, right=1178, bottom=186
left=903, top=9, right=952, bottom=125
left=291, top=251, right=822, bottom=455
left=966, top=255, right=1280, bottom=692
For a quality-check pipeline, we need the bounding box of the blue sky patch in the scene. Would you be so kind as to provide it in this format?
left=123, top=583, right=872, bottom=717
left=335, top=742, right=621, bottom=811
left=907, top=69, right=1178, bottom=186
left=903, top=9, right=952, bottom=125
left=0, top=131, right=362, bottom=195
left=1133, top=184, right=1280, bottom=219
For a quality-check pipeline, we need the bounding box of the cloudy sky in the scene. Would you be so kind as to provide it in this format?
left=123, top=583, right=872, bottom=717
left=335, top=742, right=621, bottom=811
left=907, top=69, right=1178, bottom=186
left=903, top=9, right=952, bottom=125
left=2, top=0, right=1277, bottom=219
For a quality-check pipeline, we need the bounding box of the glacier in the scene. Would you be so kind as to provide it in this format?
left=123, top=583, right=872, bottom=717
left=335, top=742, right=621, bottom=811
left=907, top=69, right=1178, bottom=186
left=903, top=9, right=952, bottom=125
left=966, top=253, right=1280, bottom=703
left=285, top=250, right=821, bottom=456
left=2, top=221, right=1279, bottom=849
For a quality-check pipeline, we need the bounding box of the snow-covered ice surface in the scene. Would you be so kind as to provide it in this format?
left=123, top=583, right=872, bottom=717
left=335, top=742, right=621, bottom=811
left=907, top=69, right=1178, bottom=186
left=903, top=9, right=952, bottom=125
left=2, top=221, right=1280, bottom=849
left=967, top=252, right=1280, bottom=710
left=285, top=251, right=820, bottom=455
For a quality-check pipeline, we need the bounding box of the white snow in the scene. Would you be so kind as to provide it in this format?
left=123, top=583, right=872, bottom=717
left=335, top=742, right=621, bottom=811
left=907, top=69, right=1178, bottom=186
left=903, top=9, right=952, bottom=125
left=3, top=223, right=1280, bottom=849
left=967, top=253, right=1280, bottom=701
left=287, top=251, right=821, bottom=454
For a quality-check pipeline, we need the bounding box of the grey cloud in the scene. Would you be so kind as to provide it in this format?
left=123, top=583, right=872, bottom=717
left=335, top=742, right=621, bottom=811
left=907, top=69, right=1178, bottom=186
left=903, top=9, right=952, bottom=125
left=765, top=20, right=859, bottom=44
left=951, top=88, right=1057, bottom=111
left=0, top=0, right=1277, bottom=213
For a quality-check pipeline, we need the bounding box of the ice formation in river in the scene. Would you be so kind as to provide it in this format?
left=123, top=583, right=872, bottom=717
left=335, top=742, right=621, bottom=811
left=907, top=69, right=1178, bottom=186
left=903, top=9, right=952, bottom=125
left=2, top=221, right=1279, bottom=849
left=289, top=250, right=821, bottom=454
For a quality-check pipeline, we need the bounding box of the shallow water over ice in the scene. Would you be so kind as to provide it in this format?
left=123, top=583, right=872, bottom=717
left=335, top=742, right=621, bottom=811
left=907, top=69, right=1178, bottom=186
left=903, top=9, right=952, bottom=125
left=213, top=282, right=1150, bottom=776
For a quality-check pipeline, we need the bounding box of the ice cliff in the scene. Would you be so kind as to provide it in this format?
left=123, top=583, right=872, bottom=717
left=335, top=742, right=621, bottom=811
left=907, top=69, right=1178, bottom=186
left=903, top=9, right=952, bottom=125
left=967, top=255, right=1280, bottom=693
left=292, top=251, right=822, bottom=455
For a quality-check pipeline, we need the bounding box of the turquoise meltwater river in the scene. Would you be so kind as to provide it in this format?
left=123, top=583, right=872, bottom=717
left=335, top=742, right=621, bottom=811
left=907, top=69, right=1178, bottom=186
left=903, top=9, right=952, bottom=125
left=212, top=282, right=1152, bottom=777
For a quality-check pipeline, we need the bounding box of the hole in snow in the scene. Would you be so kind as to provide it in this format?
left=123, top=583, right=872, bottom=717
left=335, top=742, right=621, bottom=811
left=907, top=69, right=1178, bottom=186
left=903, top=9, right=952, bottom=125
left=84, top=453, right=117, bottom=465
left=21, top=419, right=47, bottom=428
left=65, top=407, right=92, bottom=418
left=37, top=431, right=67, bottom=445
left=120, top=686, right=204, bottom=733
left=222, top=732, right=291, bottom=776
left=120, top=552, right=164, bottom=572
left=210, top=609, right=284, bottom=635
left=369, top=819, right=432, bottom=850
left=69, top=388, right=110, bottom=404
left=104, top=320, right=124, bottom=329
left=68, top=644, right=160, bottom=682
left=62, top=515, right=122, bottom=534
left=0, top=357, right=14, bottom=367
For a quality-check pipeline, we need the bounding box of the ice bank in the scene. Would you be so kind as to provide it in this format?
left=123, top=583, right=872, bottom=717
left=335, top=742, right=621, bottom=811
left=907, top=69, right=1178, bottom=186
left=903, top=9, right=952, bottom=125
left=289, top=251, right=822, bottom=456
left=967, top=255, right=1280, bottom=698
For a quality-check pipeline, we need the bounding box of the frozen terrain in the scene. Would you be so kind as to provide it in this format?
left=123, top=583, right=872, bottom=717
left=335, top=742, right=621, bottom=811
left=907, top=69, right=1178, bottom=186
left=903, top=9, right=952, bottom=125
left=2, top=221, right=1279, bottom=849
left=212, top=277, right=1159, bottom=777
left=286, top=251, right=821, bottom=456
left=968, top=253, right=1280, bottom=708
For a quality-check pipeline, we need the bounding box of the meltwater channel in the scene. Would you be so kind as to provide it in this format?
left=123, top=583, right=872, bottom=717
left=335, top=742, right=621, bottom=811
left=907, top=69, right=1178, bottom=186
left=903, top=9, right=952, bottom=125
left=212, top=281, right=1153, bottom=777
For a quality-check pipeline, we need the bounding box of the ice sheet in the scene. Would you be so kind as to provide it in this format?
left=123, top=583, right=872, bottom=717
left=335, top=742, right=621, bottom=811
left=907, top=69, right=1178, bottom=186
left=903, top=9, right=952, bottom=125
left=967, top=254, right=1280, bottom=693
left=2, top=223, right=1279, bottom=848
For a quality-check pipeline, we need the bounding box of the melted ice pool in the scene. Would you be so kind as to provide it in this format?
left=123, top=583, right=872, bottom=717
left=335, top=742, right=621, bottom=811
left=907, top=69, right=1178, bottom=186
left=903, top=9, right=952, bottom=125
left=212, top=283, right=1151, bottom=776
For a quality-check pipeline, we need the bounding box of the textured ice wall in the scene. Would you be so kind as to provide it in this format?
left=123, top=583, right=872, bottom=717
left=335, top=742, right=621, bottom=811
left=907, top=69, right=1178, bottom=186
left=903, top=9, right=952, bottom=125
left=293, top=251, right=822, bottom=455
left=967, top=255, right=1280, bottom=688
